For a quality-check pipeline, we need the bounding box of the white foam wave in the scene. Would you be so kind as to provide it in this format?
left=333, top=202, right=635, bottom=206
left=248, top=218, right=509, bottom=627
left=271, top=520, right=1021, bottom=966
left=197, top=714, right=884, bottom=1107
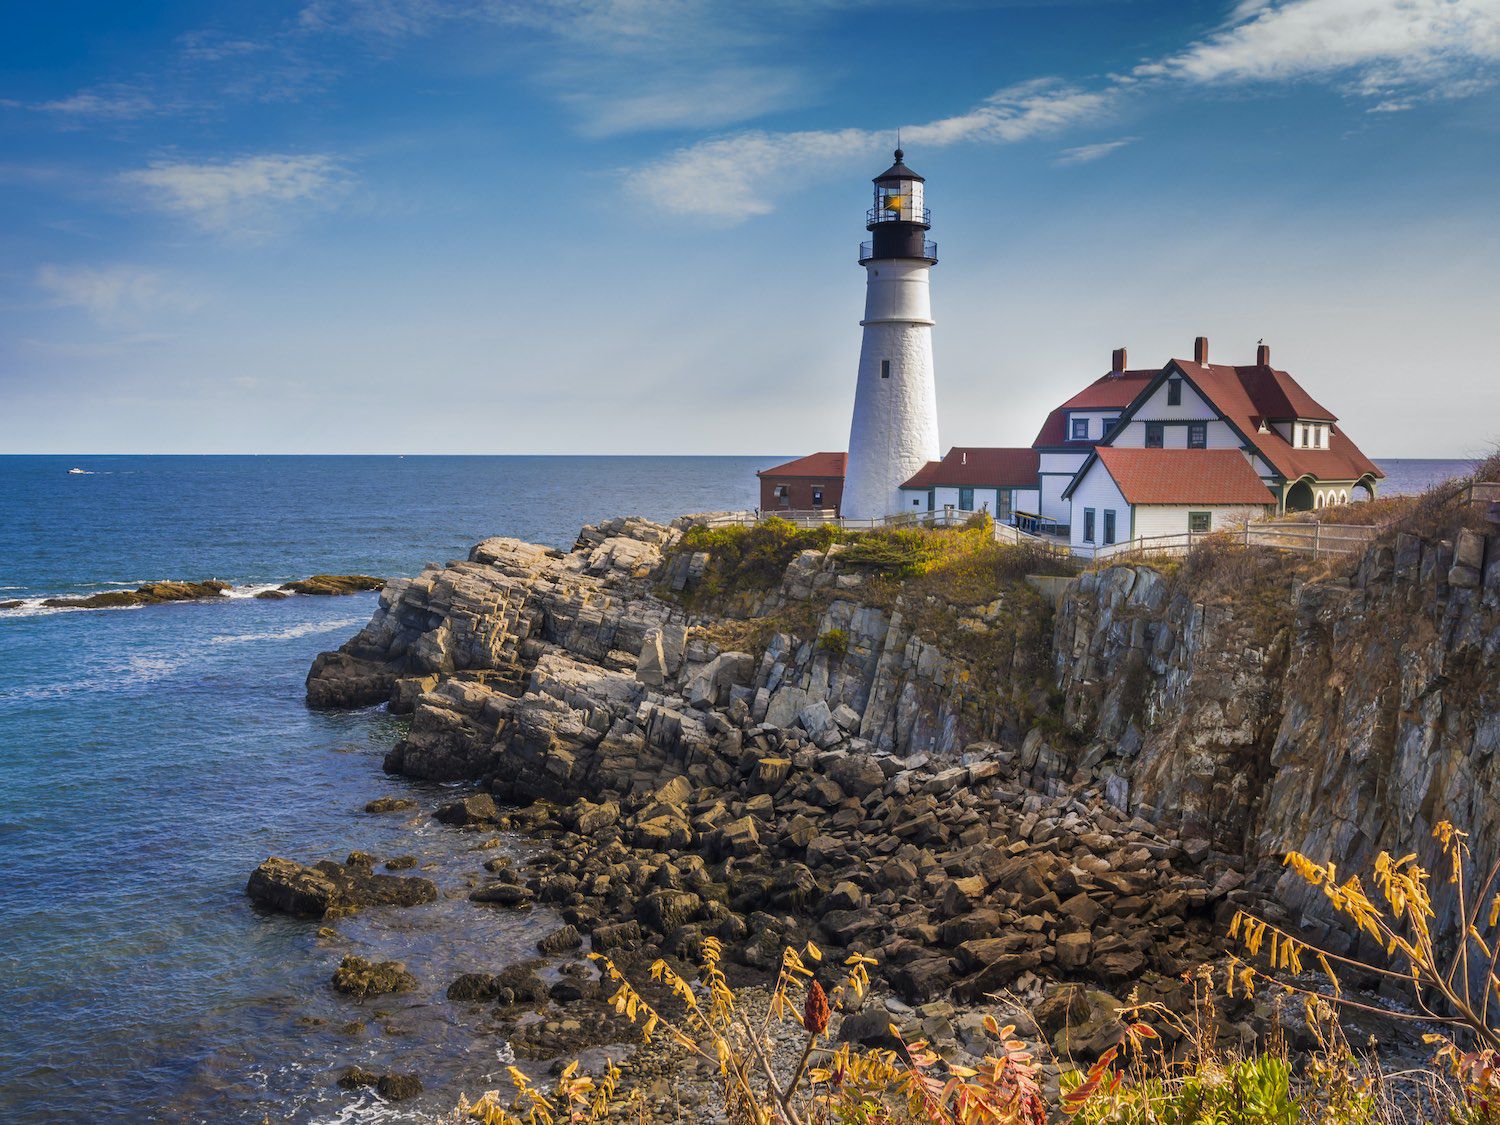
left=224, top=583, right=286, bottom=599
left=10, top=652, right=186, bottom=701
left=0, top=597, right=146, bottom=619
left=208, top=617, right=365, bottom=645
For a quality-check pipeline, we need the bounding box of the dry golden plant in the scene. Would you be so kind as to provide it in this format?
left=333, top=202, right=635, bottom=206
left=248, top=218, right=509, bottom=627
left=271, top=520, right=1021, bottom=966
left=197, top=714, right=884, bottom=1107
left=1227, top=820, right=1500, bottom=1119
left=455, top=940, right=1053, bottom=1124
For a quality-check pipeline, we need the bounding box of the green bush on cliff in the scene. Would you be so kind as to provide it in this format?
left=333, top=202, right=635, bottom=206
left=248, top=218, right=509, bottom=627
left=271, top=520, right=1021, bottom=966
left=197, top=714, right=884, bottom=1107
left=675, top=518, right=854, bottom=600
left=817, top=628, right=849, bottom=656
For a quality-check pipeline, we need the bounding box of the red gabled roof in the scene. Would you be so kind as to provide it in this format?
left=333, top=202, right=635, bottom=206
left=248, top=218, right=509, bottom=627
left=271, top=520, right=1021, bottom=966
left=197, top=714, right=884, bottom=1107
left=1033, top=370, right=1155, bottom=448
left=757, top=452, right=846, bottom=478
left=900, top=447, right=1039, bottom=490
left=1092, top=448, right=1276, bottom=506
left=1172, top=361, right=1382, bottom=482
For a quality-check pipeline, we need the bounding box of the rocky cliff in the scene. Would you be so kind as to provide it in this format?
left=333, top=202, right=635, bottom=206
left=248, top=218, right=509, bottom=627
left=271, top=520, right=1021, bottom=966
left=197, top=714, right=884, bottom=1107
left=1052, top=525, right=1500, bottom=950
left=305, top=508, right=1499, bottom=1012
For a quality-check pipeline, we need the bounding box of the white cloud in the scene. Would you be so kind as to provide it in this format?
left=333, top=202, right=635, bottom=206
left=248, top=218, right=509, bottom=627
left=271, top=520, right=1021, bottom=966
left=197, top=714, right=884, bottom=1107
left=35, top=265, right=201, bottom=327
left=32, top=83, right=159, bottom=120
left=1054, top=137, right=1138, bottom=165
left=119, top=154, right=352, bottom=238
left=632, top=80, right=1116, bottom=220
left=1137, top=0, right=1500, bottom=103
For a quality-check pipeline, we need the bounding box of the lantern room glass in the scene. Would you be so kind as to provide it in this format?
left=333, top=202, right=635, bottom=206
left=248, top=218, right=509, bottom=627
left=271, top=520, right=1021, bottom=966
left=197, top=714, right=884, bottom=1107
left=871, top=178, right=924, bottom=223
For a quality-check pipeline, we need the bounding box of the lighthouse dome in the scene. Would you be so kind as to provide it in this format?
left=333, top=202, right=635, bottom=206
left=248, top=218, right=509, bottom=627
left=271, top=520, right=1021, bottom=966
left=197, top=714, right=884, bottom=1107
left=873, top=149, right=925, bottom=184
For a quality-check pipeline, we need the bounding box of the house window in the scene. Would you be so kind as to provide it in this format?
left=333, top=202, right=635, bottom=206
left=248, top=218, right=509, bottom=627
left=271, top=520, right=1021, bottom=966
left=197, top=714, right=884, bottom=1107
left=997, top=491, right=1013, bottom=522
left=1315, top=426, right=1325, bottom=448
left=913, top=497, right=922, bottom=507
left=1167, top=379, right=1182, bottom=406
left=1103, top=510, right=1117, bottom=545
left=880, top=359, right=891, bottom=379
left=1083, top=508, right=1096, bottom=543
left=811, top=488, right=823, bottom=507
left=1070, top=417, right=1089, bottom=440
left=1188, top=511, right=1212, bottom=533
left=774, top=485, right=789, bottom=505
left=1187, top=422, right=1207, bottom=449
left=1102, top=416, right=1119, bottom=436
left=959, top=486, right=974, bottom=510
left=1145, top=422, right=1165, bottom=448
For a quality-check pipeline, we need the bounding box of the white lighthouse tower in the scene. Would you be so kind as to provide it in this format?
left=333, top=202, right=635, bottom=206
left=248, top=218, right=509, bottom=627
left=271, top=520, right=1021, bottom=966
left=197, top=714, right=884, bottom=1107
left=840, top=149, right=941, bottom=520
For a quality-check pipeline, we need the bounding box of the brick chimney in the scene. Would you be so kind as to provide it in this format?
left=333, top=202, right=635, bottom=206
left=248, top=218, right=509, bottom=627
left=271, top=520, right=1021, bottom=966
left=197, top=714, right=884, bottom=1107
left=1256, top=342, right=1271, bottom=366
left=1111, top=347, right=1127, bottom=372
left=1194, top=336, right=1209, bottom=364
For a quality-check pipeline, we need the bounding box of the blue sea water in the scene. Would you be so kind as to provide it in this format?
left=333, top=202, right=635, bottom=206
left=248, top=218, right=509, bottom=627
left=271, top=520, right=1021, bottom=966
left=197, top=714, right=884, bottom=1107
left=0, top=454, right=1475, bottom=1123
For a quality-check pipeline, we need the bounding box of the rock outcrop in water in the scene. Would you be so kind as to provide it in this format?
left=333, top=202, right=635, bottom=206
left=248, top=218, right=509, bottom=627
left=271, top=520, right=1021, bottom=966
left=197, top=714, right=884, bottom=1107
left=42, top=579, right=230, bottom=609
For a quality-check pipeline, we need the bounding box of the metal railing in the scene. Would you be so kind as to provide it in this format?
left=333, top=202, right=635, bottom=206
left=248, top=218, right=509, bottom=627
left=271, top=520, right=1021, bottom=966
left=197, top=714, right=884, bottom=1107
left=1069, top=521, right=1381, bottom=565
left=866, top=207, right=931, bottom=226
left=859, top=240, right=937, bottom=262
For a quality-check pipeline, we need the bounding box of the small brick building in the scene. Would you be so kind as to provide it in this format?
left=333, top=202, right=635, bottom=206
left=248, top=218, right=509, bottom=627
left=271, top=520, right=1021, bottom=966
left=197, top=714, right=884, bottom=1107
left=757, top=452, right=847, bottom=514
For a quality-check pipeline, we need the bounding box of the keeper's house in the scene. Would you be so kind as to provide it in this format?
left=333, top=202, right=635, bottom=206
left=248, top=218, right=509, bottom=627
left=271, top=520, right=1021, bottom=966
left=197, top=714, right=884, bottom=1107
left=896, top=447, right=1039, bottom=522
left=758, top=337, right=1382, bottom=548
left=757, top=452, right=846, bottom=513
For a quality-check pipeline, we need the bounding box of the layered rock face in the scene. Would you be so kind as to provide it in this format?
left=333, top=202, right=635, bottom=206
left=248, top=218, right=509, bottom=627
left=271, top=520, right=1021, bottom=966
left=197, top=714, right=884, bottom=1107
left=309, top=518, right=1019, bottom=780
left=1053, top=528, right=1500, bottom=947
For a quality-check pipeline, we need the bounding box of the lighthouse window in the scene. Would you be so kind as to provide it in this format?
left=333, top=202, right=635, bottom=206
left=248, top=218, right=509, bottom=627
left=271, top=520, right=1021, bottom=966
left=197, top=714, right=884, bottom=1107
left=880, top=360, right=891, bottom=379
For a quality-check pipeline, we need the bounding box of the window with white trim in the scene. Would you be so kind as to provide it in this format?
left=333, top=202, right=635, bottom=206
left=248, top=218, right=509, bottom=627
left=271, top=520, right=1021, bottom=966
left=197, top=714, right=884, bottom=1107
left=1188, top=511, right=1211, bottom=533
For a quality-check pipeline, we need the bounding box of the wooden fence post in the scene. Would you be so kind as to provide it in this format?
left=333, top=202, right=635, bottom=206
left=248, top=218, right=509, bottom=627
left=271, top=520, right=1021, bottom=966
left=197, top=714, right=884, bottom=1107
left=1313, top=522, right=1320, bottom=559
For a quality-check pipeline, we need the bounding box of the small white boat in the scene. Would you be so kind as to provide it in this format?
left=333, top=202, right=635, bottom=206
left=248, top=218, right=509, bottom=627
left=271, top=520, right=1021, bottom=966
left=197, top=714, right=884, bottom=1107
left=67, top=467, right=88, bottom=475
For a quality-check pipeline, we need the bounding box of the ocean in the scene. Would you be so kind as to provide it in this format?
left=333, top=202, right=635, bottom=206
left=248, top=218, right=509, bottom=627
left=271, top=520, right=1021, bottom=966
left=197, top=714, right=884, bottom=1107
left=0, top=454, right=1475, bottom=1123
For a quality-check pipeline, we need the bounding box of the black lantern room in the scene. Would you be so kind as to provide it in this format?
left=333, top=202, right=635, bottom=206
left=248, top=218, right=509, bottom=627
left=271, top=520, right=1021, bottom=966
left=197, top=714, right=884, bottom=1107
left=860, top=149, right=937, bottom=264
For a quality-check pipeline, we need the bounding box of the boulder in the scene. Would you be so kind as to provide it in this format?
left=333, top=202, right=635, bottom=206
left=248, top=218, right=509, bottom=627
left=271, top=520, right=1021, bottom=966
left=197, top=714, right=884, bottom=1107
left=537, top=924, right=583, bottom=955
left=246, top=857, right=437, bottom=917
left=365, top=796, right=418, bottom=814
left=331, top=956, right=416, bottom=1001
left=376, top=1073, right=423, bottom=1101
left=434, top=793, right=503, bottom=826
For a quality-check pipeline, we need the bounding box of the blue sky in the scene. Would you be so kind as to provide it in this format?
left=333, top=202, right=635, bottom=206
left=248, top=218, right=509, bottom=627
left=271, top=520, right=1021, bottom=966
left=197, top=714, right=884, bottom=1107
left=2, top=0, right=1498, bottom=456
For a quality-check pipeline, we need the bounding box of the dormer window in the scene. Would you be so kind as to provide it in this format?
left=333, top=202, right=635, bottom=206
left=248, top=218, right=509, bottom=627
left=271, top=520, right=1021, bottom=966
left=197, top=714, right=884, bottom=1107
left=1071, top=418, right=1089, bottom=440
left=1167, top=378, right=1182, bottom=407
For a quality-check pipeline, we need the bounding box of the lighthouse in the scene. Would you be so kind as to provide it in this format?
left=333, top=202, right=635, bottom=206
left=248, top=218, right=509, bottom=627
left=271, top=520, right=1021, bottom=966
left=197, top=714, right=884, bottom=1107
left=840, top=149, right=941, bottom=520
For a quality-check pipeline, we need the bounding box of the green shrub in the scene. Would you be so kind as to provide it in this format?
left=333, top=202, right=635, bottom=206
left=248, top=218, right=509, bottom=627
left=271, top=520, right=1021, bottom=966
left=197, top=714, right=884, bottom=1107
left=817, top=628, right=849, bottom=657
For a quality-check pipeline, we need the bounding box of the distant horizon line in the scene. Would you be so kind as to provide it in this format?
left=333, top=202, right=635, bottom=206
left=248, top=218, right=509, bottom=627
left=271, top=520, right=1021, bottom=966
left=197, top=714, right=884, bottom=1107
left=0, top=451, right=1481, bottom=462
left=0, top=453, right=1482, bottom=462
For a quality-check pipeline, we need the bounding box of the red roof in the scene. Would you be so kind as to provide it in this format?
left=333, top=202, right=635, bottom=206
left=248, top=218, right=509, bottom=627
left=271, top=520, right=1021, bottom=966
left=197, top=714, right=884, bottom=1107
left=900, top=447, right=1039, bottom=489
left=757, top=451, right=846, bottom=478
left=1033, top=370, right=1155, bottom=448
left=1173, top=361, right=1382, bottom=483
left=1090, top=448, right=1276, bottom=505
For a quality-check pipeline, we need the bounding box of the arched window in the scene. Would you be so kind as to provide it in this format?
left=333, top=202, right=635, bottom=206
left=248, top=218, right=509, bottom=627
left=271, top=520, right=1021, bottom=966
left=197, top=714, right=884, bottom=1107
left=1314, top=492, right=1324, bottom=509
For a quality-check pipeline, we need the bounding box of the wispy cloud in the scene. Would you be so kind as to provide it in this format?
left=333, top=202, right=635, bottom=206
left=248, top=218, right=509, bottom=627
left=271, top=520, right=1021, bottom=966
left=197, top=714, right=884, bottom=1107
left=1135, top=0, right=1500, bottom=106
left=295, top=0, right=826, bottom=134
left=29, top=83, right=162, bottom=121
left=35, top=264, right=202, bottom=327
left=632, top=79, right=1117, bottom=220
left=1054, top=136, right=1138, bottom=165
left=119, top=154, right=352, bottom=239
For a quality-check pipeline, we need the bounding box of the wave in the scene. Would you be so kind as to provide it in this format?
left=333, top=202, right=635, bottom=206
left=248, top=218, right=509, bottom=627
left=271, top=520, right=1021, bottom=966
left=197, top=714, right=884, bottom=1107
left=208, top=617, right=365, bottom=645
left=9, top=652, right=188, bottom=702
